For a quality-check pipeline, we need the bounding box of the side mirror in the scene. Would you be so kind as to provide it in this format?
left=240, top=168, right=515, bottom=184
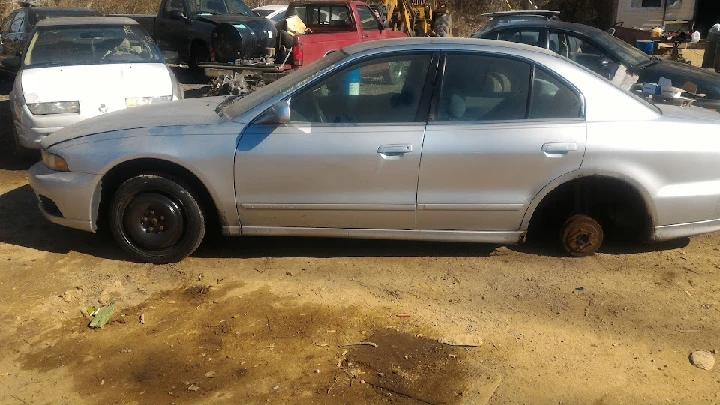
left=162, top=50, right=179, bottom=64
left=167, top=9, right=187, bottom=21
left=3, top=56, right=21, bottom=70
left=257, top=99, right=291, bottom=124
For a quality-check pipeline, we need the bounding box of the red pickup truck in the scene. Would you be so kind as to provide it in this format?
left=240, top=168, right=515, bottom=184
left=202, top=0, right=406, bottom=84
left=278, top=0, right=407, bottom=68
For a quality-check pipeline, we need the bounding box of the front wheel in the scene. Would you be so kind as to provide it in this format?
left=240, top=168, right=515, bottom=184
left=110, top=174, right=206, bottom=264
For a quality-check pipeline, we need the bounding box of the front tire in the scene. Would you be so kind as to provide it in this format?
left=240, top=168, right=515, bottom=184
left=110, top=174, right=205, bottom=264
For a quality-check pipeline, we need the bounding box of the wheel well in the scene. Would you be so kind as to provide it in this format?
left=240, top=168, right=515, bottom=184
left=527, top=176, right=653, bottom=245
left=96, top=158, right=221, bottom=235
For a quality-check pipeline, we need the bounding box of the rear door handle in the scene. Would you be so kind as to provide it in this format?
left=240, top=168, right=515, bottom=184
left=542, top=142, right=577, bottom=156
left=377, top=144, right=412, bottom=155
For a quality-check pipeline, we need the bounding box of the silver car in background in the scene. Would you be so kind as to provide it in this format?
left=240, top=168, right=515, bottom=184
left=28, top=38, right=720, bottom=263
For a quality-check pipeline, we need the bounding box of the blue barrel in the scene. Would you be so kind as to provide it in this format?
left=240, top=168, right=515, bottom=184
left=636, top=40, right=654, bottom=55
left=341, top=68, right=361, bottom=96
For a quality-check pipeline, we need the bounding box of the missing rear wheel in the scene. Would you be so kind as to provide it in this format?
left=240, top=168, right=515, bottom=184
left=560, top=214, right=604, bottom=257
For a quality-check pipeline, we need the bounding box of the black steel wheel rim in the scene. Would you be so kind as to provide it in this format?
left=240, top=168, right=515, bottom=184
left=123, top=193, right=185, bottom=251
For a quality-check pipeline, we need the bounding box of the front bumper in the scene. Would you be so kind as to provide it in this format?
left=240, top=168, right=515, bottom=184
left=13, top=102, right=82, bottom=149
left=27, top=162, right=101, bottom=233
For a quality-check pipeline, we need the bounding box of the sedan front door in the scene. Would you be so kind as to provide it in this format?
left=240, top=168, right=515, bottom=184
left=417, top=53, right=587, bottom=232
left=235, top=52, right=437, bottom=230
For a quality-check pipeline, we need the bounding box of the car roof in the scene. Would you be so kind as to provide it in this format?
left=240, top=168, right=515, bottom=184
left=482, top=10, right=560, bottom=19
left=35, top=16, right=139, bottom=27
left=344, top=37, right=558, bottom=57
left=479, top=19, right=604, bottom=35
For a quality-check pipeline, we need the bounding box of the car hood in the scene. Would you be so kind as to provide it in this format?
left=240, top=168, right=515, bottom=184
left=21, top=63, right=174, bottom=104
left=40, top=96, right=227, bottom=148
left=639, top=59, right=720, bottom=99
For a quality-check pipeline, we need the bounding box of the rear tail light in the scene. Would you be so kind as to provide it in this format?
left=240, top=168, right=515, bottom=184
left=292, top=38, right=303, bottom=67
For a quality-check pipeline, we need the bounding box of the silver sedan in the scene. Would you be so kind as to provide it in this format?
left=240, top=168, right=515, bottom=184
left=28, top=38, right=720, bottom=263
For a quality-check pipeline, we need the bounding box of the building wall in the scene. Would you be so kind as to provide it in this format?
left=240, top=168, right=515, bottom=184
left=616, top=0, right=695, bottom=28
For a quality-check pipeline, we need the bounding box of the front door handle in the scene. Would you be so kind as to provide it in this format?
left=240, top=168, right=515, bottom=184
left=542, top=142, right=577, bottom=156
left=377, top=144, right=412, bottom=155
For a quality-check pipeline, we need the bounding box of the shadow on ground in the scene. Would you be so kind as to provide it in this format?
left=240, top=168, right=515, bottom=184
left=0, top=184, right=688, bottom=261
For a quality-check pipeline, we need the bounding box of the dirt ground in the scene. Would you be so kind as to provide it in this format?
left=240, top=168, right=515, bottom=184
left=1, top=72, right=720, bottom=405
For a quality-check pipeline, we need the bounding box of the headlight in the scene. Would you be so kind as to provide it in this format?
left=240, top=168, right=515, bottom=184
left=28, top=101, right=80, bottom=115
left=125, top=95, right=173, bottom=108
left=41, top=149, right=69, bottom=172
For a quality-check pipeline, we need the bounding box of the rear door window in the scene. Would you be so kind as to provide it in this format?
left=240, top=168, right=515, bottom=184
left=498, top=28, right=543, bottom=48
left=529, top=67, right=584, bottom=119
left=435, top=53, right=532, bottom=122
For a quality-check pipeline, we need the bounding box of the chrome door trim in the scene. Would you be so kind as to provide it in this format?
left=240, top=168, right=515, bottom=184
left=418, top=203, right=524, bottom=211
left=239, top=203, right=415, bottom=211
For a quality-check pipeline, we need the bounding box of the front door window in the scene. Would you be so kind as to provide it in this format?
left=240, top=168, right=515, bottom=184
left=289, top=53, right=432, bottom=123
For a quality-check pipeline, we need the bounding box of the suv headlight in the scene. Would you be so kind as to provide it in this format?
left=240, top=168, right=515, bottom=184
left=125, top=95, right=173, bottom=108
left=41, top=149, right=69, bottom=172
left=28, top=101, right=80, bottom=115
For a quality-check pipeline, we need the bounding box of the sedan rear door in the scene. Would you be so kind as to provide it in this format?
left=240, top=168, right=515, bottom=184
left=235, top=52, right=437, bottom=231
left=416, top=52, right=587, bottom=232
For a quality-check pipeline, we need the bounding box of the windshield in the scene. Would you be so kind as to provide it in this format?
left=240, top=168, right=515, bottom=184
left=224, top=50, right=346, bottom=118
left=187, top=0, right=254, bottom=16
left=595, top=32, right=651, bottom=68
left=23, top=25, right=164, bottom=68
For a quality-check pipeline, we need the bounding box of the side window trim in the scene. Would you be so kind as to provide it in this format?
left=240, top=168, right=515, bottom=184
left=414, top=52, right=441, bottom=122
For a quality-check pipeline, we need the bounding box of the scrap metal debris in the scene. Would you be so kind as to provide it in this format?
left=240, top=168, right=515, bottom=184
left=207, top=72, right=266, bottom=97
left=89, top=302, right=115, bottom=329
left=340, top=341, right=378, bottom=348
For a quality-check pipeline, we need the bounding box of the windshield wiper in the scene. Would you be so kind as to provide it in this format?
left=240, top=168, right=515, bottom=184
left=215, top=95, right=239, bottom=118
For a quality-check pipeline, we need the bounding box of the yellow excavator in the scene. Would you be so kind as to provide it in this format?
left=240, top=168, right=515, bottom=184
left=371, top=0, right=452, bottom=37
